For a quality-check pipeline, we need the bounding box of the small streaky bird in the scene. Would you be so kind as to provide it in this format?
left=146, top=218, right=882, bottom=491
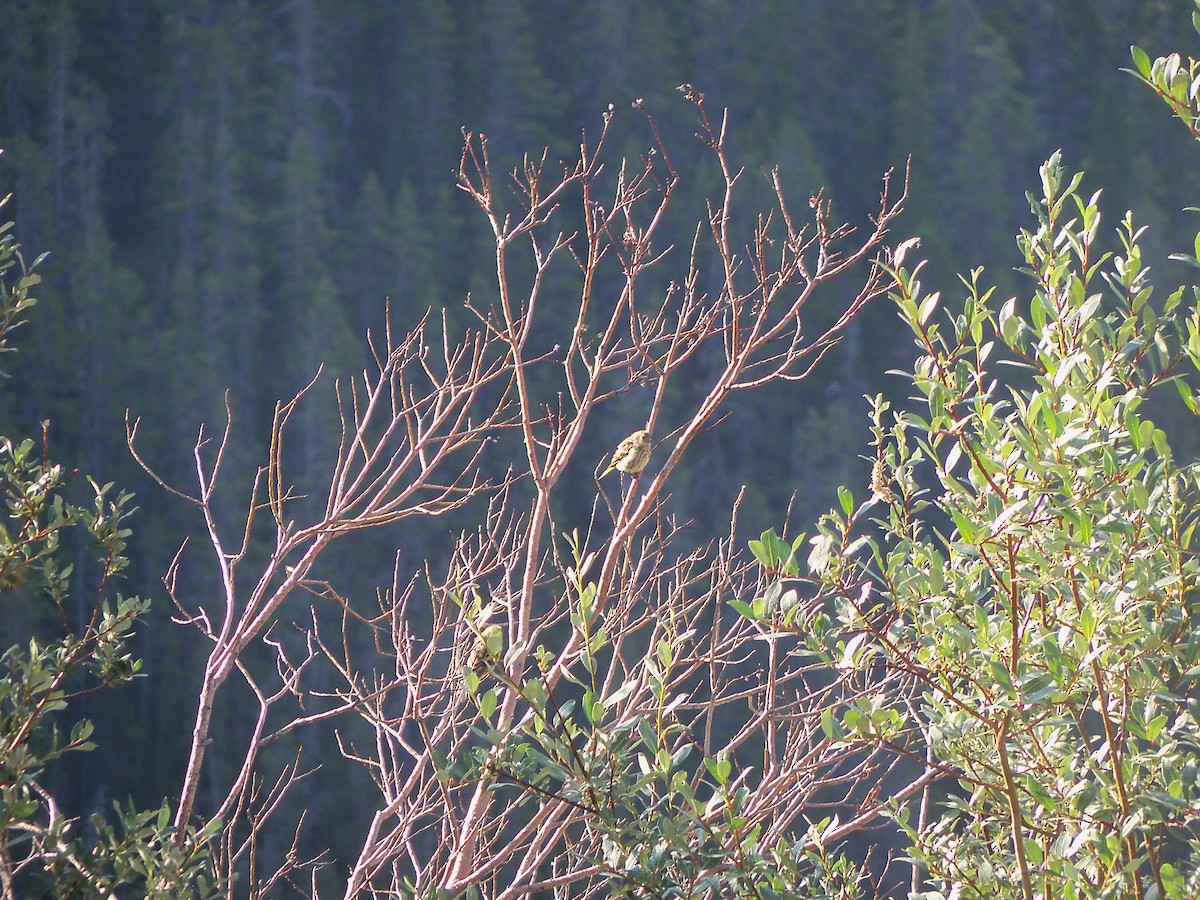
left=466, top=623, right=504, bottom=680
left=452, top=602, right=504, bottom=702
left=602, top=429, right=652, bottom=478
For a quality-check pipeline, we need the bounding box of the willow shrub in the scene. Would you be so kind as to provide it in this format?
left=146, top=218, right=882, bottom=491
left=742, top=151, right=1200, bottom=900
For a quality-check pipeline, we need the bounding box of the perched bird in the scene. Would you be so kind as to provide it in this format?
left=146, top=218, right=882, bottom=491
left=466, top=622, right=504, bottom=680
left=450, top=601, right=505, bottom=703
left=601, top=429, right=652, bottom=478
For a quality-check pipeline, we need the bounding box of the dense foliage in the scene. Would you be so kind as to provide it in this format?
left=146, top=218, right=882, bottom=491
left=0, top=189, right=221, bottom=896
left=732, top=13, right=1200, bottom=896
left=773, top=153, right=1200, bottom=898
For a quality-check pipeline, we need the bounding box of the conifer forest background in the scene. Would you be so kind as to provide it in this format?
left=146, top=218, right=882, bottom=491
left=5, top=0, right=1200, bottom=892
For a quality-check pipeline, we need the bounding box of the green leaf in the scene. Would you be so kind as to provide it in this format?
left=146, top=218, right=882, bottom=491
left=522, top=678, right=545, bottom=707
left=728, top=598, right=755, bottom=620
left=838, top=486, right=854, bottom=516
left=1131, top=45, right=1152, bottom=79
left=948, top=506, right=977, bottom=543
left=657, top=638, right=672, bottom=668
left=987, top=661, right=1016, bottom=698
left=918, top=292, right=940, bottom=325
left=705, top=751, right=732, bottom=785
left=1145, top=714, right=1168, bottom=742
left=670, top=743, right=692, bottom=769
left=479, top=689, right=497, bottom=720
